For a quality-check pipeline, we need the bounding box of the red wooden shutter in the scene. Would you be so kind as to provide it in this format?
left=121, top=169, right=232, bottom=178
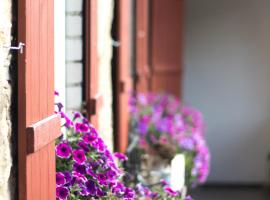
left=18, top=0, right=61, bottom=199
left=115, top=0, right=133, bottom=153
left=84, top=0, right=102, bottom=128
left=135, top=0, right=151, bottom=92
left=150, top=0, right=184, bottom=97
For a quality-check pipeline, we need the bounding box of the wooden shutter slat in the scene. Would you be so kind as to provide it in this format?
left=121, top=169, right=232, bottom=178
left=39, top=146, right=48, bottom=200
left=135, top=0, right=150, bottom=92
left=87, top=94, right=103, bottom=115
left=47, top=0, right=55, bottom=113
left=149, top=0, right=183, bottom=97
left=115, top=0, right=133, bottom=153
left=29, top=0, right=41, bottom=123
left=18, top=0, right=59, bottom=199
left=26, top=114, right=61, bottom=153
left=84, top=0, right=100, bottom=128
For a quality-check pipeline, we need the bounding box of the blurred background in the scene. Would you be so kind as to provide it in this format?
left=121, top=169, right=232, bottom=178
left=56, top=0, right=270, bottom=199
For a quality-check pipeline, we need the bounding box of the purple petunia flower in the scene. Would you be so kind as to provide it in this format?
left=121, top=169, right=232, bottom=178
left=164, top=186, right=179, bottom=197
left=112, top=182, right=125, bottom=196
left=97, top=187, right=107, bottom=197
left=85, top=180, right=97, bottom=195
left=63, top=172, right=72, bottom=184
left=73, top=171, right=87, bottom=183
left=75, top=122, right=89, bottom=133
left=73, top=111, right=82, bottom=119
left=73, top=163, right=86, bottom=174
left=56, top=172, right=66, bottom=186
left=97, top=173, right=108, bottom=185
left=185, top=195, right=193, bottom=200
left=56, top=142, right=72, bottom=158
left=124, top=187, right=136, bottom=199
left=77, top=141, right=90, bottom=152
left=180, top=137, right=195, bottom=151
left=91, top=138, right=106, bottom=152
left=160, top=179, right=169, bottom=186
left=83, top=133, right=97, bottom=144
left=56, top=186, right=69, bottom=200
left=55, top=102, right=64, bottom=112
left=114, top=152, right=128, bottom=161
left=60, top=112, right=73, bottom=128
left=73, top=149, right=86, bottom=164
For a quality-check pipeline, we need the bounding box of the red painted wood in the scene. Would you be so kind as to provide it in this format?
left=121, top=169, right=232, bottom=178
left=87, top=94, right=103, bottom=115
left=26, top=114, right=61, bottom=153
left=18, top=0, right=59, bottom=199
left=84, top=0, right=101, bottom=128
left=135, top=0, right=151, bottom=92
left=115, top=0, right=133, bottom=153
left=150, top=0, right=184, bottom=97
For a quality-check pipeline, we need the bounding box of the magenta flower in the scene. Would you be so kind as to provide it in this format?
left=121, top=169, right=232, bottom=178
left=75, top=122, right=89, bottom=133
left=73, top=111, right=82, bottom=119
left=160, top=179, right=169, bottom=186
left=112, top=182, right=125, bottom=196
left=164, top=186, right=179, bottom=197
left=56, top=172, right=66, bottom=186
left=55, top=95, right=136, bottom=199
left=56, top=186, right=69, bottom=200
left=129, top=93, right=210, bottom=186
left=63, top=172, right=72, bottom=184
left=83, top=133, right=97, bottom=144
left=114, top=152, right=128, bottom=161
left=60, top=112, right=73, bottom=128
left=73, top=163, right=86, bottom=174
left=185, top=195, right=193, bottom=200
left=56, top=142, right=72, bottom=158
left=55, top=102, right=64, bottom=112
left=97, top=173, right=108, bottom=185
left=73, top=149, right=86, bottom=164
left=124, top=187, right=136, bottom=199
left=85, top=180, right=97, bottom=195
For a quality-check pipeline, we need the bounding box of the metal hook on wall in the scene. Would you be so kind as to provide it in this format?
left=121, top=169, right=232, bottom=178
left=3, top=42, right=25, bottom=54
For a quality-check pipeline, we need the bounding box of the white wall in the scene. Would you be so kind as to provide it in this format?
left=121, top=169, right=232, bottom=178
left=184, top=0, right=270, bottom=184
left=65, top=0, right=83, bottom=113
left=54, top=0, right=66, bottom=108
left=97, top=0, right=114, bottom=151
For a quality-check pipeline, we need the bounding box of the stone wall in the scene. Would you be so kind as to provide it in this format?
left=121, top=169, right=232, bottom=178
left=0, top=0, right=13, bottom=199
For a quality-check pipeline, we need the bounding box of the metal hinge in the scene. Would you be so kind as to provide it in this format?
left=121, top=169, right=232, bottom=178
left=4, top=42, right=25, bottom=54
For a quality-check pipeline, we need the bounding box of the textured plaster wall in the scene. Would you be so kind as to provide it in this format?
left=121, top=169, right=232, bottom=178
left=97, top=0, right=114, bottom=150
left=0, top=0, right=12, bottom=199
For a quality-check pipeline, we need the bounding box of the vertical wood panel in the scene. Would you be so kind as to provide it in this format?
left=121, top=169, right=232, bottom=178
left=84, top=0, right=100, bottom=128
left=47, top=0, right=55, bottom=113
left=30, top=0, right=41, bottom=123
left=116, top=0, right=133, bottom=152
left=30, top=154, right=40, bottom=200
left=40, top=147, right=48, bottom=200
left=48, top=142, right=56, bottom=199
left=150, top=0, right=183, bottom=97
left=40, top=0, right=48, bottom=118
left=135, top=0, right=150, bottom=92
left=18, top=0, right=58, bottom=199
